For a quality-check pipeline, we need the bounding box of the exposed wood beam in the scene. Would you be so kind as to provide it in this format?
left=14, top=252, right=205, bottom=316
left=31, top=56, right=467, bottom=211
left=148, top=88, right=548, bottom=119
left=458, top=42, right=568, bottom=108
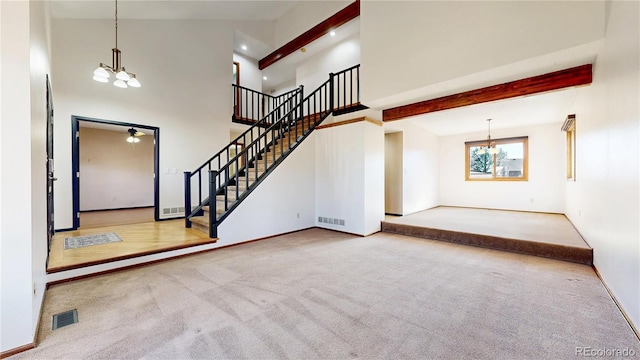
left=258, top=0, right=360, bottom=70
left=382, top=64, right=593, bottom=122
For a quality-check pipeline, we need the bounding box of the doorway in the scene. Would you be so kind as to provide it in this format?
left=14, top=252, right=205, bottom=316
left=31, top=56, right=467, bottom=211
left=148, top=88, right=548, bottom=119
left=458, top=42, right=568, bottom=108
left=46, top=75, right=55, bottom=253
left=71, top=116, right=160, bottom=229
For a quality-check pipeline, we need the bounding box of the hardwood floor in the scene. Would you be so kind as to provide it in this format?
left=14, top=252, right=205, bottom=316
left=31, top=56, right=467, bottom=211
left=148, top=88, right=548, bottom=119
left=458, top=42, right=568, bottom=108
left=79, top=207, right=155, bottom=229
left=48, top=219, right=216, bottom=273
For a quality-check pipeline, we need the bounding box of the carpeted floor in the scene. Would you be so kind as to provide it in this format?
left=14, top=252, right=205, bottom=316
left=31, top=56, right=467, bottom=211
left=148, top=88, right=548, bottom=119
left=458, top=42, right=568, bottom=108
left=13, top=228, right=639, bottom=359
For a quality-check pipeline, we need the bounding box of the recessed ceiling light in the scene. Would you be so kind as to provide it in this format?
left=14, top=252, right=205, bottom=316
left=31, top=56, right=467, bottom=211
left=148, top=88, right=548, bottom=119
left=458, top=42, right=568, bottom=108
left=241, top=45, right=247, bottom=50
left=329, top=30, right=336, bottom=37
left=263, top=76, right=268, bottom=80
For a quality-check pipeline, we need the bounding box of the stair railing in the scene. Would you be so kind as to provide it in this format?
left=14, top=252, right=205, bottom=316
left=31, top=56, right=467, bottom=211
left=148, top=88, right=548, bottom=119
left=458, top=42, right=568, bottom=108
left=187, top=64, right=363, bottom=238
left=233, top=85, right=300, bottom=124
left=184, top=85, right=303, bottom=229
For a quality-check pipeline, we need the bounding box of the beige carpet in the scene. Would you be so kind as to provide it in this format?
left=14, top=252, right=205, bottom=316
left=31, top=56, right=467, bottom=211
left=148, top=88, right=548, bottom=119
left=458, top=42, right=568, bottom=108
left=13, top=228, right=639, bottom=359
left=382, top=207, right=593, bottom=265
left=384, top=207, right=591, bottom=248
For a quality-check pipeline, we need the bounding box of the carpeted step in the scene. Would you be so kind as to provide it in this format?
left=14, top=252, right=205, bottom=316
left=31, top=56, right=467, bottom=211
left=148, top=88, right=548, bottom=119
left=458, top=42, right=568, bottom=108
left=216, top=195, right=236, bottom=204
left=380, top=221, right=593, bottom=265
left=226, top=184, right=248, bottom=192
left=237, top=169, right=262, bottom=180
left=202, top=205, right=224, bottom=215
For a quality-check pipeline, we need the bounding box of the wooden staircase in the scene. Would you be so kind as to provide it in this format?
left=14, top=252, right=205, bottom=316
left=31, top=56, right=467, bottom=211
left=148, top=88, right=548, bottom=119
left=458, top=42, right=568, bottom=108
left=184, top=65, right=364, bottom=238
left=187, top=117, right=315, bottom=235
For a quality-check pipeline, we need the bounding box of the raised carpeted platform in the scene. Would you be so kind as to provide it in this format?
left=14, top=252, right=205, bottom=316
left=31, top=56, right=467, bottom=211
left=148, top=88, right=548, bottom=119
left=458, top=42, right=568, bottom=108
left=381, top=206, right=593, bottom=265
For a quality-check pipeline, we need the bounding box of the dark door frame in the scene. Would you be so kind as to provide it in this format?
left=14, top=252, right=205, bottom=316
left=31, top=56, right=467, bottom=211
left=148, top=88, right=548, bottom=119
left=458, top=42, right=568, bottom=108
left=46, top=75, right=54, bottom=254
left=71, top=115, right=160, bottom=230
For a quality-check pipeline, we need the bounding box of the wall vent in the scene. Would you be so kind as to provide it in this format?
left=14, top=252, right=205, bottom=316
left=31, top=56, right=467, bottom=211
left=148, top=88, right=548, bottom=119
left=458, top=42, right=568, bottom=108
left=162, top=207, right=185, bottom=215
left=318, top=216, right=345, bottom=226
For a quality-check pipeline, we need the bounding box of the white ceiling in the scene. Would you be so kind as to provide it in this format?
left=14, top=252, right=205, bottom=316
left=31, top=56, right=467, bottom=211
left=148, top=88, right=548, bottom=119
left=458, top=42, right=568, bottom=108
left=51, top=1, right=594, bottom=137
left=260, top=18, right=360, bottom=91
left=384, top=85, right=590, bottom=136
left=50, top=0, right=346, bottom=90
left=50, top=1, right=298, bottom=20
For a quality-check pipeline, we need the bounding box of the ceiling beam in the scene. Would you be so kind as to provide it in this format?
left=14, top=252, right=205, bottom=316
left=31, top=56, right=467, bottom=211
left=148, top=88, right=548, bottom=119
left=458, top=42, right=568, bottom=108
left=382, top=64, right=593, bottom=122
left=258, top=0, right=360, bottom=70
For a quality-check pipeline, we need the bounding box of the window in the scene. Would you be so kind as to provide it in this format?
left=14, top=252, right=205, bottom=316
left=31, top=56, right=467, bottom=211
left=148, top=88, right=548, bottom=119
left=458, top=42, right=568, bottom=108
left=562, top=114, right=576, bottom=181
left=465, top=137, right=528, bottom=181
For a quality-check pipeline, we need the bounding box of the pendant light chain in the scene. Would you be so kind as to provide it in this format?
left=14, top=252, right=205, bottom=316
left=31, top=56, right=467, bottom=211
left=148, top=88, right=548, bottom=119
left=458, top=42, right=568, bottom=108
left=115, top=0, right=118, bottom=49
left=92, top=0, right=141, bottom=88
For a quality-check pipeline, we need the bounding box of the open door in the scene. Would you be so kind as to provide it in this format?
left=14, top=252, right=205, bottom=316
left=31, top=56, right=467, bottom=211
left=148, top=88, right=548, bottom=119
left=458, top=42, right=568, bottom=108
left=46, top=75, right=55, bottom=252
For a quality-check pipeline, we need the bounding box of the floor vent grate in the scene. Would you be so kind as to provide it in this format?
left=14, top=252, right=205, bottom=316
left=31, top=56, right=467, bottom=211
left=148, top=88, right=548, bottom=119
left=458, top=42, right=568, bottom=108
left=52, top=309, right=78, bottom=330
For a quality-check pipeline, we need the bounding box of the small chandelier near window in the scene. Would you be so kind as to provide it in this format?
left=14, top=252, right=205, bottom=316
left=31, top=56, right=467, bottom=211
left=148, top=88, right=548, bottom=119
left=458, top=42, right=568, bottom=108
left=92, top=0, right=141, bottom=88
left=477, top=119, right=498, bottom=155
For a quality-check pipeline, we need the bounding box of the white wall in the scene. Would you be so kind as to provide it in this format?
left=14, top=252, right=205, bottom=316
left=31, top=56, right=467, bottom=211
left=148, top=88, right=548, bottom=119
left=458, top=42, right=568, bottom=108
left=218, top=132, right=316, bottom=242
left=565, top=0, right=639, bottom=331
left=360, top=1, right=605, bottom=105
left=439, top=123, right=565, bottom=213
left=316, top=120, right=364, bottom=234
left=28, top=0, right=51, bottom=343
left=52, top=19, right=234, bottom=228
left=270, top=79, right=297, bottom=97
left=363, top=121, right=385, bottom=235
left=0, top=0, right=51, bottom=353
left=274, top=1, right=351, bottom=48
left=385, top=132, right=403, bottom=215
left=231, top=20, right=276, bottom=49
left=79, top=127, right=154, bottom=211
left=296, top=34, right=360, bottom=93
left=316, top=120, right=384, bottom=236
left=401, top=122, right=440, bottom=215
left=233, top=52, right=262, bottom=92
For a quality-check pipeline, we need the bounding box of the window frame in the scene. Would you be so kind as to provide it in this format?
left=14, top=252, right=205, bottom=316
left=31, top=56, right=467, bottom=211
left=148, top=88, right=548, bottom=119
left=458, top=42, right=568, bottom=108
left=465, top=136, right=529, bottom=181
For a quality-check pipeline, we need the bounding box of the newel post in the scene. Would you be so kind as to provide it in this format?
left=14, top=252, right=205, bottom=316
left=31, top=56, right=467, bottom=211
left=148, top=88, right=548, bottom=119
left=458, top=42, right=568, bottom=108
left=209, top=170, right=218, bottom=238
left=329, top=73, right=335, bottom=113
left=298, top=85, right=304, bottom=121
left=184, top=171, right=192, bottom=228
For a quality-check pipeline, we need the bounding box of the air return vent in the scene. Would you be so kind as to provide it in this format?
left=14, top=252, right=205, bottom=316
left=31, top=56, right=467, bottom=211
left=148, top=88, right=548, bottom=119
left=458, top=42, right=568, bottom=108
left=162, top=207, right=185, bottom=215
left=52, top=309, right=78, bottom=330
left=318, top=216, right=345, bottom=226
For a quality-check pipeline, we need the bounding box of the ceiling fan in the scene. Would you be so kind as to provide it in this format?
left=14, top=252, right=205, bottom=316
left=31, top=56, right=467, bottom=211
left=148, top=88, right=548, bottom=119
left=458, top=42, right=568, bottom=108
left=126, top=127, right=145, bottom=143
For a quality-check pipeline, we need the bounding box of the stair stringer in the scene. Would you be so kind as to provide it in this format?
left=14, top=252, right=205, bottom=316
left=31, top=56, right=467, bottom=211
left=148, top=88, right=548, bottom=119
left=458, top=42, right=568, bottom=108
left=216, top=131, right=318, bottom=245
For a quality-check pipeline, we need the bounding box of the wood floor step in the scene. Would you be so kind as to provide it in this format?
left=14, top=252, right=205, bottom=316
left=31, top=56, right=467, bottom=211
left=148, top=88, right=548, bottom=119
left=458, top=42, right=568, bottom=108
left=190, top=216, right=211, bottom=234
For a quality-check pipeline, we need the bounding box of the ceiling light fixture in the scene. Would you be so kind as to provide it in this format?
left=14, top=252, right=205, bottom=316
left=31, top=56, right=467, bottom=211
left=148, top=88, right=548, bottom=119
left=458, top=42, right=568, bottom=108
left=241, top=45, right=248, bottom=50
left=126, top=128, right=144, bottom=143
left=92, top=0, right=141, bottom=88
left=477, top=119, right=498, bottom=155
left=262, top=76, right=267, bottom=80
left=329, top=30, right=336, bottom=37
